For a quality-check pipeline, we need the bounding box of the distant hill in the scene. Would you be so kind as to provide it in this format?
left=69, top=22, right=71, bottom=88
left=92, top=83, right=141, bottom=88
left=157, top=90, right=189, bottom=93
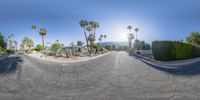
left=97, top=41, right=128, bottom=47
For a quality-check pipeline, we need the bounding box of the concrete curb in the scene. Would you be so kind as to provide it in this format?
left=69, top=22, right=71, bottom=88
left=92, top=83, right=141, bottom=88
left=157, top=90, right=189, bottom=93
left=133, top=53, right=200, bottom=69
left=25, top=52, right=110, bottom=64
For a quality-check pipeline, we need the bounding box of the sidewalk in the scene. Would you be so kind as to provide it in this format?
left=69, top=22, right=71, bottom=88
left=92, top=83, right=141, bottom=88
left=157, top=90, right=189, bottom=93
left=133, top=53, right=200, bottom=68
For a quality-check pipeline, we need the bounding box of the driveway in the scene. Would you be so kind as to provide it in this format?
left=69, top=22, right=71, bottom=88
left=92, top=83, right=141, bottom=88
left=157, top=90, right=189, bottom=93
left=0, top=51, right=200, bottom=100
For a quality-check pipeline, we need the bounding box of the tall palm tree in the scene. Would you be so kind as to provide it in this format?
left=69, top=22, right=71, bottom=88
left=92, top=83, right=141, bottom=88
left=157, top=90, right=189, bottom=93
left=127, top=25, right=132, bottom=33
left=79, top=20, right=89, bottom=49
left=134, top=27, right=139, bottom=40
left=8, top=34, right=14, bottom=49
left=88, top=34, right=95, bottom=49
left=86, top=26, right=94, bottom=49
left=31, top=25, right=36, bottom=47
left=98, top=37, right=102, bottom=42
left=39, top=28, right=47, bottom=48
left=127, top=33, right=134, bottom=48
left=90, top=21, right=100, bottom=39
left=104, top=34, right=107, bottom=46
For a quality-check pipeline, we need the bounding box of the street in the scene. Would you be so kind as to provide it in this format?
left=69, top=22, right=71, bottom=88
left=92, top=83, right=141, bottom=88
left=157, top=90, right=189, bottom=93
left=0, top=51, right=200, bottom=100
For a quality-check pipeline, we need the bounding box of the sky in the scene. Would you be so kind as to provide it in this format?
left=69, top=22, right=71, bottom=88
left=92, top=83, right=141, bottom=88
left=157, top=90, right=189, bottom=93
left=1, top=0, right=200, bottom=46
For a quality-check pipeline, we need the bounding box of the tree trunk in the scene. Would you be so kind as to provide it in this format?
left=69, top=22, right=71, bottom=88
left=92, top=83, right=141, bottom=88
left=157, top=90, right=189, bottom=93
left=94, top=28, right=96, bottom=39
left=42, top=35, right=44, bottom=48
left=128, top=39, right=132, bottom=48
left=84, top=28, right=89, bottom=50
left=32, top=29, right=35, bottom=47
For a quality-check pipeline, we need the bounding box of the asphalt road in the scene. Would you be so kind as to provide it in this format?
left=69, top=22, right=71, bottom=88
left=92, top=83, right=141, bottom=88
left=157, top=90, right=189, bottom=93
left=0, top=51, right=200, bottom=100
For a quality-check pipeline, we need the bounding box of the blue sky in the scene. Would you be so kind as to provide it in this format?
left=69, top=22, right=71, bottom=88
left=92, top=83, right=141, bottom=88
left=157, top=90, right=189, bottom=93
left=1, top=0, right=200, bottom=45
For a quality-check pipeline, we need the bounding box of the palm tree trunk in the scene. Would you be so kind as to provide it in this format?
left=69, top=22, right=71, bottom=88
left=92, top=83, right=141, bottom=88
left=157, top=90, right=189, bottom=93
left=42, top=35, right=44, bottom=48
left=136, top=32, right=137, bottom=40
left=94, top=28, right=96, bottom=39
left=128, top=39, right=131, bottom=48
left=32, top=29, right=34, bottom=47
left=84, top=28, right=89, bottom=50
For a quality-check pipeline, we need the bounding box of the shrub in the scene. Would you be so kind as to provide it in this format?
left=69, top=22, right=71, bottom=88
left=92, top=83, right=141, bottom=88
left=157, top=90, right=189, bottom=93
left=6, top=49, right=15, bottom=54
left=35, top=44, right=44, bottom=51
left=152, top=41, right=200, bottom=61
left=51, top=43, right=62, bottom=56
left=105, top=45, right=112, bottom=51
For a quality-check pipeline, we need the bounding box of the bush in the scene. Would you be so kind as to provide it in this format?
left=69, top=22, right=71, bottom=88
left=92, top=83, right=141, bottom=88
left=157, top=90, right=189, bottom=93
left=105, top=45, right=112, bottom=51
left=6, top=49, right=15, bottom=54
left=152, top=41, right=200, bottom=61
left=51, top=43, right=62, bottom=56
left=35, top=44, right=44, bottom=51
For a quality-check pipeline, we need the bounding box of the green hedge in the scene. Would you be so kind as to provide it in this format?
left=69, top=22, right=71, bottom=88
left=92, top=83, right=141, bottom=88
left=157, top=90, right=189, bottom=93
left=152, top=41, right=200, bottom=61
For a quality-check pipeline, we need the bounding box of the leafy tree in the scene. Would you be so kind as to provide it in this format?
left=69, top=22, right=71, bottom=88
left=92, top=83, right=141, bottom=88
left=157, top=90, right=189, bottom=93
left=105, top=45, right=112, bottom=51
left=20, top=36, right=34, bottom=53
left=134, top=40, right=150, bottom=50
left=186, top=32, right=200, bottom=46
left=0, top=32, right=7, bottom=49
left=35, top=44, right=44, bottom=51
left=39, top=28, right=47, bottom=48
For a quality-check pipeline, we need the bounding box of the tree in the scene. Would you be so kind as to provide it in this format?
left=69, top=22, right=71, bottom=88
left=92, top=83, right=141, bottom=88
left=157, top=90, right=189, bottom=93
left=79, top=20, right=89, bottom=49
left=127, top=33, right=134, bottom=48
left=35, top=44, right=44, bottom=51
left=20, top=36, right=33, bottom=52
left=186, top=32, right=200, bottom=46
left=51, top=42, right=62, bottom=56
left=127, top=25, right=134, bottom=48
left=0, top=32, right=7, bottom=49
left=8, top=33, right=14, bottom=49
left=39, top=28, right=47, bottom=48
left=90, top=21, right=100, bottom=39
left=88, top=34, right=95, bottom=49
left=12, top=40, right=18, bottom=50
left=127, top=25, right=132, bottom=33
left=32, top=25, right=36, bottom=47
left=134, top=40, right=150, bottom=50
left=134, top=27, right=139, bottom=40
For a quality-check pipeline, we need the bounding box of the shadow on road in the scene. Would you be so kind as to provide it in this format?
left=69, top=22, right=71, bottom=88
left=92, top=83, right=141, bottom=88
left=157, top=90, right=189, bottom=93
left=0, top=55, right=23, bottom=74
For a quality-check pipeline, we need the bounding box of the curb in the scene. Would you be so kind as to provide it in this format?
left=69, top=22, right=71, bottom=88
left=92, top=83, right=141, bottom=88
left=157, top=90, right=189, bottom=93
left=132, top=53, right=200, bottom=69
left=25, top=52, right=110, bottom=64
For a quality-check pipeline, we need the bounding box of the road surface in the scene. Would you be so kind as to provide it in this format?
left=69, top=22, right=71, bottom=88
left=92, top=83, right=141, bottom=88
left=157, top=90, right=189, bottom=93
left=0, top=51, right=200, bottom=100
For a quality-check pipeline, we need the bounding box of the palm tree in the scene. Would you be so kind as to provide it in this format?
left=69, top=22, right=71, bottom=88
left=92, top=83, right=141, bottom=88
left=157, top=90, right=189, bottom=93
left=79, top=20, right=89, bottom=49
left=127, top=33, right=134, bottom=48
left=98, top=37, right=102, bottom=42
left=8, top=34, right=14, bottom=49
left=86, top=26, right=94, bottom=49
left=31, top=25, right=36, bottom=47
left=104, top=34, right=107, bottom=46
left=13, top=40, right=18, bottom=51
left=134, top=27, right=139, bottom=40
left=90, top=21, right=100, bottom=39
left=88, top=34, right=95, bottom=49
left=39, top=28, right=47, bottom=48
left=127, top=25, right=132, bottom=33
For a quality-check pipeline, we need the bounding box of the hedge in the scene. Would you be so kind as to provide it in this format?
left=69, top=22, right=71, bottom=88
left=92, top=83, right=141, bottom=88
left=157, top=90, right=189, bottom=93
left=152, top=41, right=200, bottom=61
